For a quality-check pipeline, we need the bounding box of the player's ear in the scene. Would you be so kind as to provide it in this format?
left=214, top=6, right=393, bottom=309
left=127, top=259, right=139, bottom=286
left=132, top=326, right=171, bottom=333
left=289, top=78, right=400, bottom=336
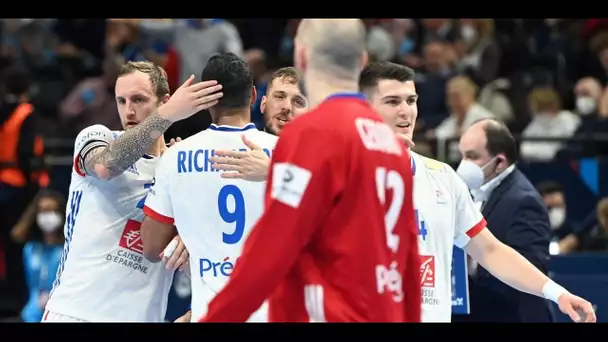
left=250, top=86, right=257, bottom=106
left=161, top=93, right=170, bottom=104
left=359, top=51, right=369, bottom=71
left=260, top=95, right=267, bottom=114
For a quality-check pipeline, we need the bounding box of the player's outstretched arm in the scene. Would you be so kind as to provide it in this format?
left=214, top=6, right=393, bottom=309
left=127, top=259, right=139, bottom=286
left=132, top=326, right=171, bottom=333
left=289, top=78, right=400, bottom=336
left=466, top=228, right=596, bottom=322
left=83, top=76, right=222, bottom=180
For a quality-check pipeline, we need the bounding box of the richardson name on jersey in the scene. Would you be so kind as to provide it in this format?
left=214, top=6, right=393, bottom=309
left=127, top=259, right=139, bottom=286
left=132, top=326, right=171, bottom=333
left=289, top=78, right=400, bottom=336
left=177, top=148, right=272, bottom=174
left=105, top=219, right=150, bottom=274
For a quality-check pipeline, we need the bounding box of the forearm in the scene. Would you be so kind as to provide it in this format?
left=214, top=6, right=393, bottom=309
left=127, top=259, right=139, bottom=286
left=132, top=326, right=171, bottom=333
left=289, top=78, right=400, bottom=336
left=474, top=242, right=551, bottom=298
left=83, top=111, right=172, bottom=179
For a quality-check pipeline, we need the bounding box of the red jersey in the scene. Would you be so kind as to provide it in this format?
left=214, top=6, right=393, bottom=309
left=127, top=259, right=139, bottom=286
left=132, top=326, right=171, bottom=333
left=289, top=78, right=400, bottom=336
left=200, top=93, right=420, bottom=322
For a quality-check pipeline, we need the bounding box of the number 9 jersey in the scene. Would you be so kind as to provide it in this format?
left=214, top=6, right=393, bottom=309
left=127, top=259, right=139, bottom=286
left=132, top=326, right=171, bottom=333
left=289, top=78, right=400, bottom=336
left=143, top=123, right=278, bottom=322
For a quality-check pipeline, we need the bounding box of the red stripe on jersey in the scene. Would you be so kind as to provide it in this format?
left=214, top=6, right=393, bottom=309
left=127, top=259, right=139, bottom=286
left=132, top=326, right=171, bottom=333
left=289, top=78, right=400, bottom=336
left=73, top=154, right=86, bottom=177
left=466, top=218, right=487, bottom=238
left=143, top=205, right=175, bottom=225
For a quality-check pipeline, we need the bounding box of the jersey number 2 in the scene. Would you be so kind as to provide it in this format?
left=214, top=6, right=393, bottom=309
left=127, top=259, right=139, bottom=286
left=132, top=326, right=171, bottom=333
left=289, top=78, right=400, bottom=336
left=375, top=167, right=404, bottom=253
left=218, top=185, right=245, bottom=245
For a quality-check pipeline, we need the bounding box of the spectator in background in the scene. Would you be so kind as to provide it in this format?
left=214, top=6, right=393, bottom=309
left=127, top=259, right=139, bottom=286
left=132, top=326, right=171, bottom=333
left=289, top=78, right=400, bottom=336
left=9, top=190, right=64, bottom=322
left=390, top=19, right=418, bottom=66
left=456, top=19, right=501, bottom=87
left=435, top=76, right=494, bottom=140
left=589, top=32, right=608, bottom=86
left=537, top=181, right=576, bottom=250
left=0, top=64, right=45, bottom=305
left=366, top=20, right=395, bottom=62
left=59, top=53, right=124, bottom=136
left=134, top=19, right=243, bottom=84
left=53, top=19, right=106, bottom=61
left=520, top=86, right=580, bottom=161
left=415, top=40, right=455, bottom=130
left=578, top=198, right=608, bottom=252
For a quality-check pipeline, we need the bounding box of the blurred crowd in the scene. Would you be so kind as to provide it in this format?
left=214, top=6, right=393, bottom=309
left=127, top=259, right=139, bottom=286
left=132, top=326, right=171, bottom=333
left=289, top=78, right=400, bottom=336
left=1, top=18, right=608, bottom=321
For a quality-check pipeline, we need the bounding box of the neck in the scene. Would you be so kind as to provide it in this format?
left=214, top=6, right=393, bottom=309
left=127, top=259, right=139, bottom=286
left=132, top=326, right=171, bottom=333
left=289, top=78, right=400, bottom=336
left=304, top=70, right=360, bottom=109
left=147, top=136, right=165, bottom=157
left=43, top=232, right=61, bottom=245
left=212, top=110, right=251, bottom=128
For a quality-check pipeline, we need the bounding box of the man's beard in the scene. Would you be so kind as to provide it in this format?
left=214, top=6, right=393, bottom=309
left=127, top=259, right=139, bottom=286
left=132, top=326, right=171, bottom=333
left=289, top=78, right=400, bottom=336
left=264, top=123, right=278, bottom=136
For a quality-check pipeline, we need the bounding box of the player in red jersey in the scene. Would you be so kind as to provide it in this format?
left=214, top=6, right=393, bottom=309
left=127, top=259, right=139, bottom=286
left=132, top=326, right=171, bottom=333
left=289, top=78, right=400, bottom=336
left=199, top=19, right=420, bottom=323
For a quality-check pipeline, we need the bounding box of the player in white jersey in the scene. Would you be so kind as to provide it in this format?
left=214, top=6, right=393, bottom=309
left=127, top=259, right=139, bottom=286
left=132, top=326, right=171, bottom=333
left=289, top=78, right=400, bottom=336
left=359, top=61, right=595, bottom=323
left=140, top=53, right=277, bottom=322
left=210, top=60, right=596, bottom=323
left=43, top=61, right=224, bottom=322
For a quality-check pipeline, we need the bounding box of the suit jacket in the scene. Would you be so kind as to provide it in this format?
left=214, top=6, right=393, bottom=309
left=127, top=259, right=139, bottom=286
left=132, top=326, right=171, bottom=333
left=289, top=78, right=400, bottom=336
left=452, top=168, right=554, bottom=322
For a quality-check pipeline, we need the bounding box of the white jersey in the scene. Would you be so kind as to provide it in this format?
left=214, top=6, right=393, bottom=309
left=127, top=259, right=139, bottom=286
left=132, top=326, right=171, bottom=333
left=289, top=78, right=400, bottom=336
left=143, top=123, right=278, bottom=322
left=411, top=151, right=486, bottom=322
left=45, top=124, right=174, bottom=322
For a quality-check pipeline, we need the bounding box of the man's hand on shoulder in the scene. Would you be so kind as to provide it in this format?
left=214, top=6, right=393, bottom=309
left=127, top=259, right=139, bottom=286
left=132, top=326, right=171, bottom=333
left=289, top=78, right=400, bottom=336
left=210, top=134, right=270, bottom=182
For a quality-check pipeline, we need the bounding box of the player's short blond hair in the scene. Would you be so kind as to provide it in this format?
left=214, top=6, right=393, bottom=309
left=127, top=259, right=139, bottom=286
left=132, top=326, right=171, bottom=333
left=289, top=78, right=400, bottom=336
left=118, top=61, right=170, bottom=99
left=267, top=67, right=300, bottom=94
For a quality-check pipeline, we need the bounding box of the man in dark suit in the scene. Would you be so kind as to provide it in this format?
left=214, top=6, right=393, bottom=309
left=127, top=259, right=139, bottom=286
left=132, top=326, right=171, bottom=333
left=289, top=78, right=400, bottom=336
left=452, top=118, right=555, bottom=322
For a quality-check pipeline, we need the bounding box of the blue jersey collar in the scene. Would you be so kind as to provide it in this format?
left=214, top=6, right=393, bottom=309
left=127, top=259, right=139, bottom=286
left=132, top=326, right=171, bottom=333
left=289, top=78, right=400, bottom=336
left=209, top=123, right=257, bottom=132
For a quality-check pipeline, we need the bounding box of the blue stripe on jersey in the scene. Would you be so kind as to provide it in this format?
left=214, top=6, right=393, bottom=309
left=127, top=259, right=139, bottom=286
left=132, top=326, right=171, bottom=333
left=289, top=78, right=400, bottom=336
left=136, top=195, right=147, bottom=209
left=50, top=190, right=83, bottom=294
left=142, top=154, right=154, bottom=159
left=325, top=92, right=367, bottom=102
left=411, top=156, right=416, bottom=175
left=208, top=123, right=257, bottom=132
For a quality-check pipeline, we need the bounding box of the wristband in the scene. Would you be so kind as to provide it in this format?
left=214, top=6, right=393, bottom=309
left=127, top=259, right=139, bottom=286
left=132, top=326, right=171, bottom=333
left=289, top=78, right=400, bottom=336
left=542, top=280, right=568, bottom=303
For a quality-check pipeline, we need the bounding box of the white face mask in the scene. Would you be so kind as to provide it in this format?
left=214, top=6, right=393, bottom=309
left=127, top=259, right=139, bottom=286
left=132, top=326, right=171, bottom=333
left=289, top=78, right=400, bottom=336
left=37, top=211, right=63, bottom=233
left=548, top=207, right=566, bottom=229
left=460, top=25, right=477, bottom=42
left=456, top=157, right=497, bottom=190
left=575, top=96, right=596, bottom=116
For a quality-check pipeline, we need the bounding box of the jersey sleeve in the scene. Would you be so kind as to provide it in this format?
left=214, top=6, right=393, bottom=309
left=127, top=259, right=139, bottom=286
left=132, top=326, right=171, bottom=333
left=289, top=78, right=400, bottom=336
left=143, top=152, right=174, bottom=225
left=201, top=123, right=342, bottom=322
left=448, top=166, right=487, bottom=248
left=73, top=124, right=115, bottom=177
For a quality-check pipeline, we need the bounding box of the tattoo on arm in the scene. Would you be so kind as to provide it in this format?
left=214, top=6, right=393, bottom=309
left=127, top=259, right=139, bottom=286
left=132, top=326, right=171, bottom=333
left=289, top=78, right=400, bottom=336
left=83, top=112, right=172, bottom=179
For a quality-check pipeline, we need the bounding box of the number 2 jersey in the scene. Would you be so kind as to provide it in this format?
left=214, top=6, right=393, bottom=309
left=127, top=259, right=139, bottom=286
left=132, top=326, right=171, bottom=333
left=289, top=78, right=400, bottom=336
left=201, top=93, right=421, bottom=322
left=45, top=124, right=174, bottom=322
left=143, top=123, right=278, bottom=322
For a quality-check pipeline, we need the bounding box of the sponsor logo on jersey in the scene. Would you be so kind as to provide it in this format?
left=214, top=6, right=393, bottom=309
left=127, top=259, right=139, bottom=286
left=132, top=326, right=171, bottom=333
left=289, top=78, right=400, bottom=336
left=199, top=256, right=239, bottom=278
left=420, top=255, right=435, bottom=288
left=271, top=163, right=311, bottom=209
left=420, top=255, right=440, bottom=306
left=119, top=220, right=144, bottom=254
left=104, top=219, right=149, bottom=274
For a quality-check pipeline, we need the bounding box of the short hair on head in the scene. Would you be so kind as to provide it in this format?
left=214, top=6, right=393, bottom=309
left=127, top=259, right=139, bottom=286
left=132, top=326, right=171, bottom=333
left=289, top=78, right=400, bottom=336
left=478, top=118, right=518, bottom=165
left=358, top=61, right=416, bottom=93
left=536, top=181, right=564, bottom=197
left=267, top=67, right=300, bottom=94
left=118, top=61, right=170, bottom=99
left=304, top=19, right=367, bottom=80
left=201, top=53, right=253, bottom=110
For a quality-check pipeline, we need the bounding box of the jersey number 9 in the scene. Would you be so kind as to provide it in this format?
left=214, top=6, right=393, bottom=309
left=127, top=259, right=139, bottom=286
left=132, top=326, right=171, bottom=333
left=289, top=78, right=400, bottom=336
left=218, top=185, right=246, bottom=245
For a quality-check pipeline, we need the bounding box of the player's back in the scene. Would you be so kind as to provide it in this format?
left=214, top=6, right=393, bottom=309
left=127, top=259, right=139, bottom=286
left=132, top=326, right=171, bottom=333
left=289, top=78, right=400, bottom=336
left=269, top=94, right=419, bottom=322
left=160, top=123, right=277, bottom=320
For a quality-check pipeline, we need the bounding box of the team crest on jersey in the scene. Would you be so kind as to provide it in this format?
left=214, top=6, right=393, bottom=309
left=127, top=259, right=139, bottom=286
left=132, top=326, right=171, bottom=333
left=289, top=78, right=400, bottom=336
left=435, top=189, right=447, bottom=205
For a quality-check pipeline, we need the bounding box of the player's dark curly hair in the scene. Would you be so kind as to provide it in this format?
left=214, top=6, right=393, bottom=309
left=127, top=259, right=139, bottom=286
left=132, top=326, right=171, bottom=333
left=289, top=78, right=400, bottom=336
left=201, top=53, right=253, bottom=111
left=358, top=61, right=415, bottom=93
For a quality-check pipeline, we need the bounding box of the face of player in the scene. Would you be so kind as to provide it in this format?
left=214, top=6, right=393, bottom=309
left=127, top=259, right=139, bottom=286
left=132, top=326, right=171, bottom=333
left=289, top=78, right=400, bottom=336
left=115, top=71, right=169, bottom=131
left=368, top=79, right=418, bottom=140
left=261, top=78, right=307, bottom=136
